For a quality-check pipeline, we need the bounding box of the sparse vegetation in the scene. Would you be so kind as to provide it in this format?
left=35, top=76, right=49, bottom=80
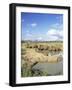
left=21, top=41, right=63, bottom=77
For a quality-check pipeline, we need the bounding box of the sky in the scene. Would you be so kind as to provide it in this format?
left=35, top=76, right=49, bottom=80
left=21, top=12, right=63, bottom=41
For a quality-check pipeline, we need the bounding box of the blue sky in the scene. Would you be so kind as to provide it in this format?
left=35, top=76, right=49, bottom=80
left=21, top=12, right=63, bottom=41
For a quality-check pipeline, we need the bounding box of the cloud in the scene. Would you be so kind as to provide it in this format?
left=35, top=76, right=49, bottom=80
left=37, top=37, right=42, bottom=40
left=26, top=33, right=32, bottom=37
left=46, top=29, right=63, bottom=41
left=47, top=29, right=57, bottom=35
left=51, top=23, right=63, bottom=30
left=56, top=15, right=63, bottom=20
left=52, top=23, right=60, bottom=27
left=31, top=23, right=37, bottom=27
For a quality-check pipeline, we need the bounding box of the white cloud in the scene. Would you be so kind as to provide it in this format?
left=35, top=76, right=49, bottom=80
left=26, top=33, right=32, bottom=37
left=51, top=23, right=63, bottom=29
left=59, top=30, right=63, bottom=36
left=52, top=23, right=59, bottom=28
left=51, top=23, right=63, bottom=30
left=46, top=29, right=63, bottom=41
left=37, top=37, right=42, bottom=40
left=31, top=23, right=37, bottom=27
left=47, top=29, right=57, bottom=35
left=47, top=36, right=58, bottom=41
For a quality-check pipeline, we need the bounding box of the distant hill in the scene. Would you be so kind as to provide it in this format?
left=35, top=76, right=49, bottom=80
left=21, top=40, right=63, bottom=43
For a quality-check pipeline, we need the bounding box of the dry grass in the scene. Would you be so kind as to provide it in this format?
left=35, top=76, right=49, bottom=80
left=21, top=48, right=62, bottom=68
left=21, top=41, right=63, bottom=77
left=21, top=41, right=63, bottom=51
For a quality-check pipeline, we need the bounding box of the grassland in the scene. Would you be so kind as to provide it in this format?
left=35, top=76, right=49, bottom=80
left=21, top=41, right=63, bottom=77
